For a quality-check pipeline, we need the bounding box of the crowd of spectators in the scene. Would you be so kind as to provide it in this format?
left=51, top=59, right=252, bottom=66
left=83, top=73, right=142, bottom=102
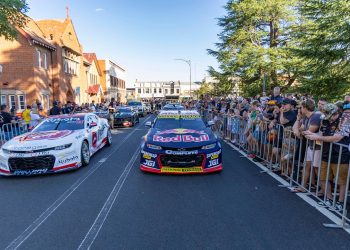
left=195, top=87, right=350, bottom=212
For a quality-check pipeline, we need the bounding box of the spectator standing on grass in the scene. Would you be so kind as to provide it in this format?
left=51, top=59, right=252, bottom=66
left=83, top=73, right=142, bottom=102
left=305, top=102, right=350, bottom=212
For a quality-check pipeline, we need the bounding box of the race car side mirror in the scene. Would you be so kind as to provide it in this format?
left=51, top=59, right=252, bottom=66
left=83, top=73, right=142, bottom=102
left=145, top=121, right=152, bottom=127
left=207, top=120, right=215, bottom=127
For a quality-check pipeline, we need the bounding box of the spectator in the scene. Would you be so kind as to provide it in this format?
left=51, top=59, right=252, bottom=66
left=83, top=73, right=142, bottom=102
left=49, top=101, right=62, bottom=116
left=292, top=99, right=322, bottom=192
left=305, top=102, right=350, bottom=211
left=271, top=87, right=283, bottom=104
left=30, top=104, right=41, bottom=128
left=22, top=105, right=31, bottom=127
left=0, top=104, right=16, bottom=141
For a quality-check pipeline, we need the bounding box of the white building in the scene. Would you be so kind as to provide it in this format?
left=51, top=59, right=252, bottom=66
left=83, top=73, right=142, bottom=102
left=98, top=59, right=126, bottom=103
left=134, top=80, right=200, bottom=100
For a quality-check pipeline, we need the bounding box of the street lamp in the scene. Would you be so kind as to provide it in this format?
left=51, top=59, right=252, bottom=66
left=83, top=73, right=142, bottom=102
left=174, top=58, right=191, bottom=99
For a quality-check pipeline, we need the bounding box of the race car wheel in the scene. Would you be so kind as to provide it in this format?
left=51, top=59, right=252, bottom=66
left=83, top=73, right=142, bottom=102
left=81, top=141, right=90, bottom=166
left=106, top=129, right=112, bottom=146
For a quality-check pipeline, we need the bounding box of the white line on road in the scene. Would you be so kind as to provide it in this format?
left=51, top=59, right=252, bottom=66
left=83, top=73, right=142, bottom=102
left=5, top=116, right=152, bottom=250
left=98, top=158, right=107, bottom=163
left=77, top=148, right=139, bottom=250
left=224, top=140, right=350, bottom=235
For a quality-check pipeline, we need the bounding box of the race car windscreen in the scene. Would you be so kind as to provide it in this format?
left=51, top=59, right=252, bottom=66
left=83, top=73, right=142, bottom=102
left=127, top=102, right=141, bottom=106
left=32, top=117, right=85, bottom=132
left=153, top=115, right=206, bottom=130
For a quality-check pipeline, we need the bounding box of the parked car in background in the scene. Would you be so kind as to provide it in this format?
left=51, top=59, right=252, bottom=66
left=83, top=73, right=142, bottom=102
left=127, top=101, right=145, bottom=117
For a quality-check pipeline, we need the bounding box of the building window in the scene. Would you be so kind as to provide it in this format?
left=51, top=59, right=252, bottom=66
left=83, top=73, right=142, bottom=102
left=17, top=95, right=25, bottom=110
left=37, top=50, right=42, bottom=68
left=165, top=89, right=168, bottom=94
left=0, top=95, right=6, bottom=105
left=145, top=88, right=150, bottom=94
left=9, top=95, right=16, bottom=110
left=44, top=52, right=47, bottom=69
left=176, top=89, right=180, bottom=94
left=154, top=88, right=157, bottom=93
left=41, top=94, right=50, bottom=111
left=138, top=88, right=141, bottom=94
left=159, top=88, right=162, bottom=93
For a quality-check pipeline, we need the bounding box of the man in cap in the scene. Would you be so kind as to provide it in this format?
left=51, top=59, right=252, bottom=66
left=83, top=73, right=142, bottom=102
left=305, top=103, right=349, bottom=211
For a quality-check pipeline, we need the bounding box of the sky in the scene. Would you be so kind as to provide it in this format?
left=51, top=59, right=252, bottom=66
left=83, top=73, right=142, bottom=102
left=27, top=0, right=227, bottom=87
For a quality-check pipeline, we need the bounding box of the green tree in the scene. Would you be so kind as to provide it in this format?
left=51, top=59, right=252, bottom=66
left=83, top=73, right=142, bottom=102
left=293, top=0, right=350, bottom=100
left=208, top=0, right=302, bottom=96
left=0, top=0, right=29, bottom=40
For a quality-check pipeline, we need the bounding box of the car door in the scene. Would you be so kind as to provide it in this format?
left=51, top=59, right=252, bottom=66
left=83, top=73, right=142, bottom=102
left=87, top=115, right=99, bottom=151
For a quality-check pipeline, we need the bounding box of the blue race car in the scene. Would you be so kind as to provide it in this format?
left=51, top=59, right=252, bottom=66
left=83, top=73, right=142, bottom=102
left=140, top=110, right=222, bottom=174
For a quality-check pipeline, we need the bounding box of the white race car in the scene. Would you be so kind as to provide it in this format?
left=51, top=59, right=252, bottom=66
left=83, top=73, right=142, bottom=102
left=0, top=113, right=112, bottom=176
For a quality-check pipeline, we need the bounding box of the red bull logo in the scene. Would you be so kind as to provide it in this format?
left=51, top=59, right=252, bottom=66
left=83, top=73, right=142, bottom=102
left=153, top=134, right=209, bottom=143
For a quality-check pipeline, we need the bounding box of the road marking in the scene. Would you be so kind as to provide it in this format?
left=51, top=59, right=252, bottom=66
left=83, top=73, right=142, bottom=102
left=5, top=115, right=153, bottom=250
left=78, top=148, right=139, bottom=250
left=224, top=140, right=350, bottom=235
left=98, top=158, right=107, bottom=163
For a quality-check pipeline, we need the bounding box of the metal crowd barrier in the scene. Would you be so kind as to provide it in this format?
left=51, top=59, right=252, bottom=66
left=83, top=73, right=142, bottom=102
left=201, top=111, right=350, bottom=230
left=0, top=121, right=29, bottom=147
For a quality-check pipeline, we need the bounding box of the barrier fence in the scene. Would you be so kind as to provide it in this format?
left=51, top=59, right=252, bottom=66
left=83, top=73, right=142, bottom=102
left=0, top=121, right=29, bottom=147
left=200, top=110, right=350, bottom=230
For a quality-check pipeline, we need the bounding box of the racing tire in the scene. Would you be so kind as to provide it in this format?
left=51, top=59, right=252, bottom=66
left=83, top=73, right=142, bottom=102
left=81, top=141, right=90, bottom=166
left=106, top=129, right=112, bottom=146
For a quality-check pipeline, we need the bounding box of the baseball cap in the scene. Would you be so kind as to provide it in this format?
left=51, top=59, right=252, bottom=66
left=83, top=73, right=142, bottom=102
left=323, top=103, right=338, bottom=119
left=267, top=100, right=277, bottom=105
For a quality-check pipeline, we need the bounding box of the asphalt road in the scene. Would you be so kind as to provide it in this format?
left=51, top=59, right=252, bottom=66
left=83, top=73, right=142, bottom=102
left=0, top=114, right=349, bottom=250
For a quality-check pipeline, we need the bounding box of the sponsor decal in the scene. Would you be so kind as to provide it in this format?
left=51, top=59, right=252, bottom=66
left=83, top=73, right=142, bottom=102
left=12, top=145, right=49, bottom=150
left=165, top=150, right=198, bottom=155
left=10, top=151, right=51, bottom=157
left=208, top=159, right=219, bottom=168
left=157, top=114, right=201, bottom=119
left=206, top=149, right=221, bottom=159
left=18, top=130, right=73, bottom=142
left=157, top=129, right=206, bottom=135
left=92, top=132, right=97, bottom=148
left=58, top=155, right=79, bottom=165
left=141, top=150, right=157, bottom=159
left=143, top=159, right=156, bottom=167
left=75, top=134, right=84, bottom=140
left=153, top=134, right=209, bottom=143
left=13, top=169, right=48, bottom=175
left=47, top=117, right=82, bottom=123
left=161, top=167, right=203, bottom=173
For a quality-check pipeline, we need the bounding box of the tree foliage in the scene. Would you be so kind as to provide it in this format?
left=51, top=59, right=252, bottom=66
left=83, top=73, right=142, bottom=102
left=292, top=0, right=350, bottom=100
left=0, top=0, right=29, bottom=40
left=209, top=0, right=350, bottom=99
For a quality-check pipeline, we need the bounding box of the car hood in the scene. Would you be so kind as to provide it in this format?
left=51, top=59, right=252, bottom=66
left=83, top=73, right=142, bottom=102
left=146, top=128, right=217, bottom=148
left=2, top=130, right=83, bottom=151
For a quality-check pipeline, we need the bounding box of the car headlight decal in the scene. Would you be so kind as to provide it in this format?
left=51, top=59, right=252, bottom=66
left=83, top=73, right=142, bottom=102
left=202, top=143, right=216, bottom=150
left=54, top=143, right=72, bottom=150
left=146, top=143, right=162, bottom=150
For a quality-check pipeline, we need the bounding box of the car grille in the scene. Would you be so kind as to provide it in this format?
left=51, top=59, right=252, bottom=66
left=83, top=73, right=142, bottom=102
left=8, top=155, right=56, bottom=171
left=160, top=154, right=204, bottom=168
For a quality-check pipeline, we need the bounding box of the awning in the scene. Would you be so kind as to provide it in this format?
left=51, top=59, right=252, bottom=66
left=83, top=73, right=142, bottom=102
left=86, top=84, right=101, bottom=95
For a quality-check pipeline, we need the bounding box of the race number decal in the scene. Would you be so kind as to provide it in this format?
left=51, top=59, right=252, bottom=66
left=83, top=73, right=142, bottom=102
left=92, top=132, right=97, bottom=148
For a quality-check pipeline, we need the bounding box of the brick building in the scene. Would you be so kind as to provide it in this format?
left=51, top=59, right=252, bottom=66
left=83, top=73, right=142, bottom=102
left=0, top=18, right=56, bottom=111
left=36, top=16, right=84, bottom=104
